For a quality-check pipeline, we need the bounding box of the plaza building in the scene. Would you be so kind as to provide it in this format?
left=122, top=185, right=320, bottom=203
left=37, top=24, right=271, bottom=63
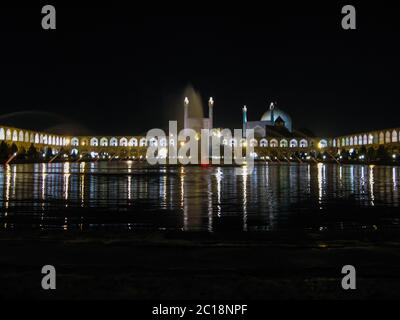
left=0, top=98, right=399, bottom=162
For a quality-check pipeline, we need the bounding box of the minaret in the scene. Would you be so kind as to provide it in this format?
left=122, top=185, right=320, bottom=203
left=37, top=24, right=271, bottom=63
left=208, top=97, right=214, bottom=130
left=270, top=102, right=275, bottom=125
left=242, top=105, right=248, bottom=137
left=184, top=97, right=189, bottom=130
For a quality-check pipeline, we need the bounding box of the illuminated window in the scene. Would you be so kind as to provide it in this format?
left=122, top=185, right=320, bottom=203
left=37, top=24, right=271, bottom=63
left=300, top=139, right=308, bottom=148
left=71, top=137, right=80, bottom=146
left=139, top=138, right=147, bottom=147
left=260, top=139, right=268, bottom=147
left=270, top=139, right=278, bottom=148
left=120, top=137, right=128, bottom=147
left=379, top=132, right=384, bottom=144
left=12, top=130, right=18, bottom=142
left=129, top=138, right=138, bottom=147
left=386, top=131, right=391, bottom=143
left=319, top=140, right=328, bottom=148
left=290, top=139, right=298, bottom=148
left=392, top=130, right=398, bottom=143
left=100, top=138, right=108, bottom=147
left=368, top=134, right=374, bottom=144
left=110, top=137, right=118, bottom=147
left=25, top=132, right=29, bottom=143
left=0, top=128, right=5, bottom=140
left=90, top=138, right=99, bottom=146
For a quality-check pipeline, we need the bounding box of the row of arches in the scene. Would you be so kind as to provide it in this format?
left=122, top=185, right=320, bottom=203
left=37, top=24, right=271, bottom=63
left=71, top=136, right=314, bottom=149
left=0, top=127, right=67, bottom=146
left=334, top=129, right=400, bottom=148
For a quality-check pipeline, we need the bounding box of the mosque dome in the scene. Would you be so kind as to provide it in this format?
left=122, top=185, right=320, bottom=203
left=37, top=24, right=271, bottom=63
left=261, top=107, right=292, bottom=132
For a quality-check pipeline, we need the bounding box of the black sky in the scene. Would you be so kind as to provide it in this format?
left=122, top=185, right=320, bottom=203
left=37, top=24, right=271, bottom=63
left=0, top=3, right=399, bottom=137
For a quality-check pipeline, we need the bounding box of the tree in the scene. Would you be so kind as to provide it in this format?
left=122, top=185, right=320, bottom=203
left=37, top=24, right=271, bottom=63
left=0, top=141, right=9, bottom=161
left=377, top=145, right=390, bottom=162
left=341, top=149, right=349, bottom=160
left=367, top=147, right=377, bottom=161
left=10, top=143, right=18, bottom=155
left=45, top=147, right=53, bottom=160
left=27, top=143, right=38, bottom=160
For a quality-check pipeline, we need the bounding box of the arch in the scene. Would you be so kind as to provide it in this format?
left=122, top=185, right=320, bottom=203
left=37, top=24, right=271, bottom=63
left=25, top=131, right=29, bottom=143
left=362, top=134, right=368, bottom=145
left=19, top=131, right=24, bottom=142
left=43, top=135, right=48, bottom=145
left=56, top=137, right=60, bottom=146
left=379, top=132, right=385, bottom=144
left=260, top=139, right=268, bottom=148
left=358, top=135, right=363, bottom=145
left=71, top=137, right=80, bottom=147
left=100, top=137, right=108, bottom=147
left=6, top=129, right=11, bottom=141
left=149, top=138, right=158, bottom=147
left=129, top=138, right=138, bottom=147
left=351, top=137, right=355, bottom=145
left=90, top=137, right=99, bottom=147
left=49, top=136, right=53, bottom=145
left=139, top=138, right=147, bottom=147
left=34, top=133, right=39, bottom=144
left=159, top=138, right=167, bottom=147
left=12, top=130, right=18, bottom=142
left=368, top=134, right=374, bottom=145
left=290, top=139, right=298, bottom=148
left=120, top=137, right=128, bottom=147
left=345, top=137, right=349, bottom=146
left=392, top=130, right=398, bottom=143
left=249, top=139, right=258, bottom=147
left=110, top=137, right=118, bottom=147
left=341, top=138, right=345, bottom=147
left=280, top=139, right=288, bottom=148
left=333, top=139, right=337, bottom=147
left=270, top=139, right=278, bottom=148
left=300, top=139, right=308, bottom=148
left=62, top=138, right=66, bottom=146
left=386, top=131, right=391, bottom=143
left=0, top=128, right=5, bottom=140
left=319, top=139, right=328, bottom=148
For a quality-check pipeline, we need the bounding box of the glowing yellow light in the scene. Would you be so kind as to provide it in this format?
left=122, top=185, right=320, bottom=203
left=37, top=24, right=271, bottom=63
left=180, top=142, right=185, bottom=147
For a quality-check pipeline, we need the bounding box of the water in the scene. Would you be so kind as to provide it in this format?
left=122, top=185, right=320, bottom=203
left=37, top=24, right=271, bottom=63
left=0, top=162, right=399, bottom=232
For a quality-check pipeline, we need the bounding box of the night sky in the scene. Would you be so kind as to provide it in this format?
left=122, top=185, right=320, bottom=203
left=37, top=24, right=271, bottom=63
left=0, top=3, right=399, bottom=137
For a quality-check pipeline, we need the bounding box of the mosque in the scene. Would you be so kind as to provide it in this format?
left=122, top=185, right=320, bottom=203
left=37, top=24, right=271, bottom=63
left=1, top=97, right=400, bottom=162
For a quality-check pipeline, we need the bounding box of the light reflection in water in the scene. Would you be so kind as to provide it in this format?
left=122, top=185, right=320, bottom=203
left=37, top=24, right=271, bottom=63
left=0, top=162, right=399, bottom=232
left=369, top=165, right=375, bottom=206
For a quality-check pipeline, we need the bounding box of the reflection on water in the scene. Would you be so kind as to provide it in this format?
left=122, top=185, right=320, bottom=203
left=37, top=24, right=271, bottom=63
left=0, top=162, right=399, bottom=232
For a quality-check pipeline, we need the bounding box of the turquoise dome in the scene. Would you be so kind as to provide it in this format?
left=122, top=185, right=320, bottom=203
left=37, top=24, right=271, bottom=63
left=261, top=108, right=292, bottom=132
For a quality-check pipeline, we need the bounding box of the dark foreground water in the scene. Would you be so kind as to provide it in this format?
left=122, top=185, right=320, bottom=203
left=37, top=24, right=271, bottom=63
left=0, top=162, right=399, bottom=232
